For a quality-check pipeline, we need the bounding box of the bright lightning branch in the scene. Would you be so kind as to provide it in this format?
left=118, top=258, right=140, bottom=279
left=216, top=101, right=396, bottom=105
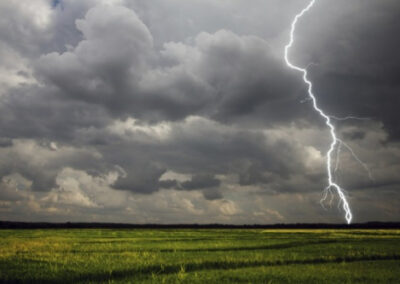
left=284, top=0, right=354, bottom=223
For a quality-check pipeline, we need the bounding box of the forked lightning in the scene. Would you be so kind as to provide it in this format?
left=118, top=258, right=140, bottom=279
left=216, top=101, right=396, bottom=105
left=283, top=0, right=355, bottom=223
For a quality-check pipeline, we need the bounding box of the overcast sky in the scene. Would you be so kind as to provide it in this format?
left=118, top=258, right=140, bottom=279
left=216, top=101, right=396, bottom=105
left=0, top=0, right=399, bottom=224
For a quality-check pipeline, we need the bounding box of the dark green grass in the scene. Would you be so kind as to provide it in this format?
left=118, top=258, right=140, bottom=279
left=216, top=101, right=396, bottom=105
left=0, top=229, right=399, bottom=283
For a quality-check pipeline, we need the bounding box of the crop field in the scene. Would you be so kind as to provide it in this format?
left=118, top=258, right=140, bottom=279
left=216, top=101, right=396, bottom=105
left=0, top=229, right=399, bottom=283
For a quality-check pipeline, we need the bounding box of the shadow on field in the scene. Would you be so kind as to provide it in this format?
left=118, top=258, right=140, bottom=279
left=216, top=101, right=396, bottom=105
left=1, top=254, right=398, bottom=283
left=69, top=239, right=341, bottom=254
left=74, top=237, right=237, bottom=244
left=61, top=254, right=400, bottom=283
left=74, top=236, right=273, bottom=244
left=0, top=258, right=74, bottom=284
left=162, top=239, right=338, bottom=252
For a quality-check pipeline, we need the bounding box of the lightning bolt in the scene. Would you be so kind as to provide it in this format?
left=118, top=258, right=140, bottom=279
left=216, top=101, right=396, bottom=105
left=283, top=0, right=354, bottom=223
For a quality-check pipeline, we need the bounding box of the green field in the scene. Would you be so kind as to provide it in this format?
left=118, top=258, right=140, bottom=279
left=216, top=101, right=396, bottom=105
left=0, top=229, right=399, bottom=283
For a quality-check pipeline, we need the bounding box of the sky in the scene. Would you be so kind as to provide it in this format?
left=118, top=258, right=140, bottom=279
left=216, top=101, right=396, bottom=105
left=0, top=0, right=399, bottom=224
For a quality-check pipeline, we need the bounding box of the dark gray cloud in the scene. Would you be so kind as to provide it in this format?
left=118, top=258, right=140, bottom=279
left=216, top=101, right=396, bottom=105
left=181, top=174, right=221, bottom=190
left=0, top=0, right=398, bottom=223
left=293, top=0, right=400, bottom=139
left=342, top=130, right=366, bottom=141
left=0, top=138, right=12, bottom=148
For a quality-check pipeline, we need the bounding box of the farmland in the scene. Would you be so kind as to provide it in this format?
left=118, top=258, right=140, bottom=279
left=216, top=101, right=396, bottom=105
left=0, top=229, right=399, bottom=283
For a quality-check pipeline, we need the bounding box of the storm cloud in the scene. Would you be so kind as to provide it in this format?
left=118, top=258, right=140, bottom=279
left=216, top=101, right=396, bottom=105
left=0, top=0, right=399, bottom=224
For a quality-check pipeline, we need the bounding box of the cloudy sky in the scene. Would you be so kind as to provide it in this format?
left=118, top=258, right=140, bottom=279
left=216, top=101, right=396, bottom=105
left=0, top=0, right=399, bottom=224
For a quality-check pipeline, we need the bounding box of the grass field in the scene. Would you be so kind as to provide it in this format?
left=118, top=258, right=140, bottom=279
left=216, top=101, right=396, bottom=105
left=0, top=229, right=399, bottom=283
